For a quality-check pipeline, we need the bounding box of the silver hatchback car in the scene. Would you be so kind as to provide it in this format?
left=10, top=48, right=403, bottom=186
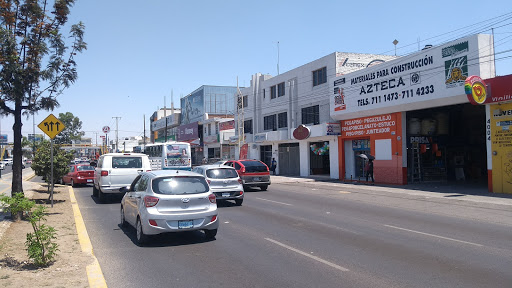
left=120, top=170, right=219, bottom=245
left=192, top=165, right=244, bottom=206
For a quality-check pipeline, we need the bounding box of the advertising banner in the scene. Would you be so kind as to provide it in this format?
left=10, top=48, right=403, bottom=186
left=331, top=34, right=494, bottom=121
left=341, top=113, right=399, bottom=138
left=0, top=134, right=7, bottom=144
left=219, top=120, right=235, bottom=131
left=180, top=89, right=205, bottom=125
left=177, top=122, right=199, bottom=141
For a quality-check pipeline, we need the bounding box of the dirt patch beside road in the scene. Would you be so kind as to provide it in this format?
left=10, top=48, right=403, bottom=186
left=0, top=184, right=93, bottom=287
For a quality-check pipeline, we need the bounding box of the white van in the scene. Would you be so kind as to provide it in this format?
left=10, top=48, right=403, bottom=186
left=92, top=153, right=151, bottom=202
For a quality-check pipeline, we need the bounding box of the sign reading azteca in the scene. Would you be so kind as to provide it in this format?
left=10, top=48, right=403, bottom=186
left=330, top=34, right=494, bottom=121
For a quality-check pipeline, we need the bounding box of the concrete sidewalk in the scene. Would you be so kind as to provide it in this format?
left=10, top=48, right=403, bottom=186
left=270, top=174, right=512, bottom=207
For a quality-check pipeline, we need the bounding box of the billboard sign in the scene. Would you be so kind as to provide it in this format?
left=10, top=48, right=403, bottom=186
left=180, top=89, right=205, bottom=125
left=331, top=34, right=494, bottom=121
left=0, top=134, right=7, bottom=144
left=177, top=122, right=199, bottom=141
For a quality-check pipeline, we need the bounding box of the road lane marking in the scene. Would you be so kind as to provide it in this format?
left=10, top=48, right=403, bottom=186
left=384, top=225, right=483, bottom=247
left=256, top=198, right=293, bottom=206
left=339, top=191, right=351, bottom=194
left=265, top=238, right=349, bottom=272
left=69, top=187, right=108, bottom=287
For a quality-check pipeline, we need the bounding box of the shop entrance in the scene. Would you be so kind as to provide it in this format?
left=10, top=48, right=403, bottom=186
left=406, top=103, right=486, bottom=185
left=309, top=141, right=330, bottom=175
left=260, top=145, right=273, bottom=168
left=278, top=143, right=300, bottom=176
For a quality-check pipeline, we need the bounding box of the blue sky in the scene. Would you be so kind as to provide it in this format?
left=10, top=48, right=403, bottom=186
left=1, top=0, right=511, bottom=143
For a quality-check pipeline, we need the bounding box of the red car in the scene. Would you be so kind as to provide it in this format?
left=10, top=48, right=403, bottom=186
left=62, top=164, right=95, bottom=187
left=224, top=160, right=270, bottom=191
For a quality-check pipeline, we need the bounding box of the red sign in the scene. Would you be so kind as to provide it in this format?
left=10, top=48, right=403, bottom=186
left=219, top=120, right=235, bottom=131
left=293, top=125, right=311, bottom=140
left=239, top=144, right=248, bottom=159
left=466, top=74, right=512, bottom=105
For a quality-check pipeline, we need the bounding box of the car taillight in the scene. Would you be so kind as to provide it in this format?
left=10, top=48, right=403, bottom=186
left=240, top=167, right=246, bottom=173
left=238, top=178, right=242, bottom=184
left=210, top=215, right=217, bottom=223
left=238, top=191, right=244, bottom=196
left=144, top=196, right=159, bottom=207
left=148, top=219, right=158, bottom=226
left=101, top=171, right=108, bottom=176
left=207, top=179, right=211, bottom=184
left=208, top=194, right=216, bottom=204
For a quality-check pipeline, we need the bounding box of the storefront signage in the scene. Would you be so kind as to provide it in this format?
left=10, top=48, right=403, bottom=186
left=331, top=34, right=493, bottom=121
left=254, top=133, right=267, bottom=142
left=341, top=113, right=397, bottom=137
left=177, top=122, right=199, bottom=141
left=326, top=123, right=341, bottom=136
left=219, top=120, right=235, bottom=131
left=293, top=125, right=311, bottom=140
left=0, top=134, right=7, bottom=144
left=203, top=135, right=218, bottom=145
left=152, top=114, right=178, bottom=131
left=466, top=74, right=512, bottom=105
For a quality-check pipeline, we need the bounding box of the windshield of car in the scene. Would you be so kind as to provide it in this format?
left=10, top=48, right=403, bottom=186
left=152, top=176, right=209, bottom=195
left=206, top=168, right=238, bottom=179
left=77, top=165, right=94, bottom=171
left=112, top=157, right=142, bottom=169
left=240, top=161, right=268, bottom=172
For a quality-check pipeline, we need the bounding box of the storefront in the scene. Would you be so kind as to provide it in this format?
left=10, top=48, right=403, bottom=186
left=331, top=34, right=495, bottom=186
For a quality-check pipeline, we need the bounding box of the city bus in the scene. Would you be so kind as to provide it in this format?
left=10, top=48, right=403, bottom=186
left=144, top=142, right=192, bottom=171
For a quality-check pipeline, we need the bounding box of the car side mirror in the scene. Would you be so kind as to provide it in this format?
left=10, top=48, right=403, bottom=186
left=90, top=161, right=97, bottom=167
left=119, top=186, right=130, bottom=193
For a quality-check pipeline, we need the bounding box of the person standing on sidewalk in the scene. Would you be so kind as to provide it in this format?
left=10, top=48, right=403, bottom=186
left=270, top=158, right=277, bottom=175
left=365, top=159, right=374, bottom=183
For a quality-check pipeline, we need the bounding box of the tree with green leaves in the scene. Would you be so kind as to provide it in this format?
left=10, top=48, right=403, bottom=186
left=54, top=112, right=84, bottom=144
left=0, top=0, right=86, bottom=193
left=31, top=139, right=73, bottom=188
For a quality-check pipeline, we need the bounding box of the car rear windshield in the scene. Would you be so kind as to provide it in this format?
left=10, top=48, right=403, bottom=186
left=240, top=161, right=268, bottom=172
left=206, top=168, right=238, bottom=179
left=77, top=165, right=94, bottom=171
left=112, top=157, right=142, bottom=169
left=152, top=176, right=209, bottom=195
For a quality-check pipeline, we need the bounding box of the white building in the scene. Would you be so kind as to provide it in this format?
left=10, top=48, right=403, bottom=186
left=236, top=52, right=397, bottom=178
left=201, top=118, right=236, bottom=162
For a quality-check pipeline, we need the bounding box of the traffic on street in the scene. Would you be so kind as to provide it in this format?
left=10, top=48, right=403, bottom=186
left=69, top=178, right=512, bottom=288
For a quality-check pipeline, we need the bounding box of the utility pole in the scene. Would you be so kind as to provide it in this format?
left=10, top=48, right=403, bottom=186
left=143, top=114, right=146, bottom=149
left=113, top=116, right=121, bottom=152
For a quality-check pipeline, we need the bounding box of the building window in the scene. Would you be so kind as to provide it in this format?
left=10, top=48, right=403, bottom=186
left=313, top=67, right=327, bottom=87
left=263, top=89, right=266, bottom=98
left=278, top=82, right=285, bottom=97
left=244, top=119, right=253, bottom=134
left=270, top=85, right=277, bottom=99
left=208, top=123, right=212, bottom=135
left=215, top=122, right=219, bottom=134
left=264, top=114, right=277, bottom=131
left=278, top=112, right=287, bottom=128
left=302, top=105, right=320, bottom=125
left=243, top=95, right=248, bottom=108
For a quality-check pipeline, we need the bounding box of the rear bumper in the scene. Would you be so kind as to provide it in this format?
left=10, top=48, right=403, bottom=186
left=140, top=209, right=219, bottom=235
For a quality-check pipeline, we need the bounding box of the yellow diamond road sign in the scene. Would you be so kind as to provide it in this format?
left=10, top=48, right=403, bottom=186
left=38, top=114, right=65, bottom=139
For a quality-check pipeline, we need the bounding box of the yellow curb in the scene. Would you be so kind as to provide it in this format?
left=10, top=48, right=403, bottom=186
left=69, top=187, right=108, bottom=288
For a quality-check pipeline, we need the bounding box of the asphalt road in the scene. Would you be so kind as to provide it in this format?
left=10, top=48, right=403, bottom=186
left=71, top=181, right=512, bottom=288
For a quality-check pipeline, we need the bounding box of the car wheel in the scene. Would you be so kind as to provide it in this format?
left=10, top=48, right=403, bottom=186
left=71, top=179, right=75, bottom=187
left=98, top=189, right=106, bottom=203
left=260, top=185, right=268, bottom=191
left=235, top=199, right=243, bottom=206
left=204, top=229, right=217, bottom=240
left=92, top=185, right=98, bottom=197
left=120, top=206, right=127, bottom=227
left=136, top=217, right=148, bottom=245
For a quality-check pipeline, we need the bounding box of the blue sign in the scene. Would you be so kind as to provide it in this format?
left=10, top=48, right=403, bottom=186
left=0, top=134, right=7, bottom=144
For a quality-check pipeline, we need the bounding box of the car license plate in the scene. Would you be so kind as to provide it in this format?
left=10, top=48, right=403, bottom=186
left=87, top=179, right=93, bottom=183
left=222, top=193, right=230, bottom=198
left=253, top=177, right=260, bottom=181
left=178, top=220, right=193, bottom=229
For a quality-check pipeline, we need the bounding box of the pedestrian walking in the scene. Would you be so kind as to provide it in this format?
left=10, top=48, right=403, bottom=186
left=270, top=158, right=277, bottom=175
left=365, top=159, right=374, bottom=183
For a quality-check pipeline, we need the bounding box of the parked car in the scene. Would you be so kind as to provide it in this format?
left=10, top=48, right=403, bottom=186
left=92, top=153, right=151, bottom=203
left=192, top=165, right=244, bottom=205
left=62, top=164, right=95, bottom=187
left=0, top=162, right=4, bottom=170
left=25, top=159, right=33, bottom=164
left=120, top=170, right=219, bottom=245
left=2, top=158, right=13, bottom=166
left=224, top=160, right=270, bottom=191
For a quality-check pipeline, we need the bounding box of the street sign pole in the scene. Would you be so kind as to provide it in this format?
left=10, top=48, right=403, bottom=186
left=50, top=139, right=54, bottom=207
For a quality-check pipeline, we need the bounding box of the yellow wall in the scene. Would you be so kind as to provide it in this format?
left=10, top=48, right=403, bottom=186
left=491, top=102, right=512, bottom=193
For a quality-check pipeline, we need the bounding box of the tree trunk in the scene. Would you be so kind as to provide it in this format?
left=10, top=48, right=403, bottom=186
left=11, top=102, right=23, bottom=193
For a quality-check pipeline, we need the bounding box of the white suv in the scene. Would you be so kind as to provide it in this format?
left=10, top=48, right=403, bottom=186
left=92, top=153, right=151, bottom=202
